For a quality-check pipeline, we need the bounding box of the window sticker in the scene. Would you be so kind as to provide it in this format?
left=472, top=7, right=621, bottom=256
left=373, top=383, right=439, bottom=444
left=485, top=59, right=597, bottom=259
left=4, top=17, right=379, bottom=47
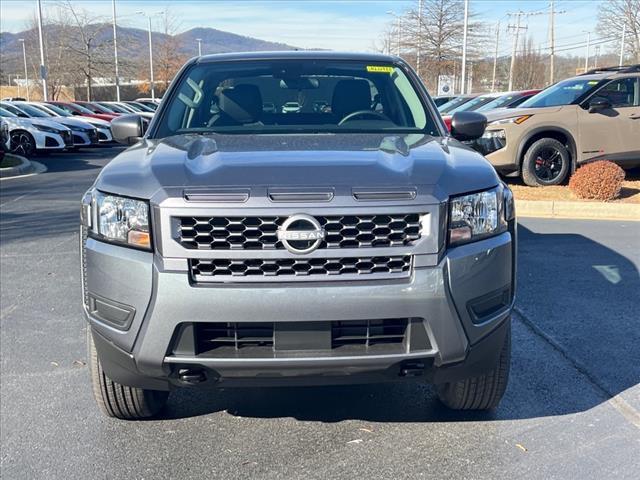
left=366, top=65, right=394, bottom=73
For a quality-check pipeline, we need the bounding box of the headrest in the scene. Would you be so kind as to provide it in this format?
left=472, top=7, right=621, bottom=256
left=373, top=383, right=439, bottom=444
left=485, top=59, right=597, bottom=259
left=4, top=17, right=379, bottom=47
left=218, top=84, right=263, bottom=123
left=332, top=79, right=372, bottom=118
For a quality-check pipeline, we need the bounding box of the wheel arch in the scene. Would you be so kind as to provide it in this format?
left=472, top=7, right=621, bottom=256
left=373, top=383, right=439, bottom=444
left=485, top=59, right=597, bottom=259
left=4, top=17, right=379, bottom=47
left=517, top=127, right=578, bottom=174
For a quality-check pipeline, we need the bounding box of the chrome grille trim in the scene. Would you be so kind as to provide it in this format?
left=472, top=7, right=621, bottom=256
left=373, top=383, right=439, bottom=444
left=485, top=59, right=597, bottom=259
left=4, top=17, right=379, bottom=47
left=190, top=255, right=412, bottom=283
left=177, top=214, right=422, bottom=250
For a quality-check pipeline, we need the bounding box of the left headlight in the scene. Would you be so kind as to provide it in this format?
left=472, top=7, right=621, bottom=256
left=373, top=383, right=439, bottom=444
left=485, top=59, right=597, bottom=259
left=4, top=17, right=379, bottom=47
left=448, top=185, right=512, bottom=247
left=34, top=124, right=62, bottom=133
left=94, top=191, right=151, bottom=250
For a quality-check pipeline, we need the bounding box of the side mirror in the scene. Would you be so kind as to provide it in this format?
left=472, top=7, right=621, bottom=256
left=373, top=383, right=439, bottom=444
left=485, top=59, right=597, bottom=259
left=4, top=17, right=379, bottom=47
left=588, top=97, right=611, bottom=113
left=110, top=114, right=148, bottom=145
left=450, top=111, right=487, bottom=141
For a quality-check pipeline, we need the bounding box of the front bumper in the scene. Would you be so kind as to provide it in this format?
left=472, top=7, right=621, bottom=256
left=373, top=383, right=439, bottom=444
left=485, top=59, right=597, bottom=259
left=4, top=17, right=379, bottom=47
left=83, top=228, right=515, bottom=391
left=33, top=131, right=68, bottom=151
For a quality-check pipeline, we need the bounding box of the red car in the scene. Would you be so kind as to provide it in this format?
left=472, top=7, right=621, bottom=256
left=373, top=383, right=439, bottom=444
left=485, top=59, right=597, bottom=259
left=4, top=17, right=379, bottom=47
left=48, top=101, right=117, bottom=122
left=442, top=89, right=542, bottom=131
left=73, top=101, right=122, bottom=118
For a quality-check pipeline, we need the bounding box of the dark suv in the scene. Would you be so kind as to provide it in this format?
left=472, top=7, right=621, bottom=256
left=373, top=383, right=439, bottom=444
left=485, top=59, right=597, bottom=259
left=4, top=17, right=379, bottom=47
left=81, top=52, right=516, bottom=419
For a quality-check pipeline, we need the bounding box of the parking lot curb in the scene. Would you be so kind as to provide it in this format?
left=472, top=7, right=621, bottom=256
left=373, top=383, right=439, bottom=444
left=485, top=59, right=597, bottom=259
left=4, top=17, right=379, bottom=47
left=0, top=155, right=32, bottom=178
left=516, top=199, right=640, bottom=221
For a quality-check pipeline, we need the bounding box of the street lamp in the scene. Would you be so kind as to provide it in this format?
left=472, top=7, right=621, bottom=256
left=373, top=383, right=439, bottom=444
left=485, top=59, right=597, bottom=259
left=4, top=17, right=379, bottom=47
left=136, top=11, right=162, bottom=100
left=36, top=0, right=48, bottom=101
left=18, top=38, right=29, bottom=101
left=196, top=38, right=202, bottom=56
left=112, top=0, right=120, bottom=101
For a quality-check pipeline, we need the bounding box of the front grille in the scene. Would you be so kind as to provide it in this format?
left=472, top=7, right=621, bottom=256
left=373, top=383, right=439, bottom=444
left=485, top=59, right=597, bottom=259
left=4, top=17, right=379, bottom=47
left=170, top=319, right=425, bottom=358
left=331, top=319, right=408, bottom=351
left=178, top=214, right=421, bottom=250
left=45, top=136, right=61, bottom=147
left=190, top=255, right=411, bottom=281
left=62, top=131, right=73, bottom=146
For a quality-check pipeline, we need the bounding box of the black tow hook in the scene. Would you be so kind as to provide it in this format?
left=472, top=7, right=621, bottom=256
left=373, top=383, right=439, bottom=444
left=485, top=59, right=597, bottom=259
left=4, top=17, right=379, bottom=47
left=400, top=361, right=426, bottom=377
left=177, top=368, right=207, bottom=385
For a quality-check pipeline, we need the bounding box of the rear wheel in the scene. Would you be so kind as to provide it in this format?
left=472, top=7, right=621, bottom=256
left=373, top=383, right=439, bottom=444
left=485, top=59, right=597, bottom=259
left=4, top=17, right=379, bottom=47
left=437, top=321, right=511, bottom=410
left=521, top=138, right=570, bottom=186
left=9, top=130, right=36, bottom=157
left=87, top=327, right=168, bottom=419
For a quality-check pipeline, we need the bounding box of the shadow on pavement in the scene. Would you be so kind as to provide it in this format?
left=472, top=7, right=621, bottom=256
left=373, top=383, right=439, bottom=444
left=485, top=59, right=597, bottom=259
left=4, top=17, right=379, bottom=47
left=156, top=223, right=639, bottom=422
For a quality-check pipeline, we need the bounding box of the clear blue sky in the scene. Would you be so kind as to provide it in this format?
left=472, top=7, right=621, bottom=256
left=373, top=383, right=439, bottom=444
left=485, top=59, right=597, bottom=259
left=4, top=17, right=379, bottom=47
left=0, top=0, right=603, bottom=55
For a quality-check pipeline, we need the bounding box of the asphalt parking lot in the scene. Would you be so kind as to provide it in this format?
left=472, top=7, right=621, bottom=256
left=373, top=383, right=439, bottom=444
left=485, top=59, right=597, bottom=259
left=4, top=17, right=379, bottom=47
left=1, top=148, right=639, bottom=479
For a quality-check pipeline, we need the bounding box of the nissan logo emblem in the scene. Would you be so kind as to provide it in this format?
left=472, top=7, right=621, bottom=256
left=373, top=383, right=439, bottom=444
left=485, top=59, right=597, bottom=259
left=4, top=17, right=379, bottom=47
left=277, top=214, right=326, bottom=254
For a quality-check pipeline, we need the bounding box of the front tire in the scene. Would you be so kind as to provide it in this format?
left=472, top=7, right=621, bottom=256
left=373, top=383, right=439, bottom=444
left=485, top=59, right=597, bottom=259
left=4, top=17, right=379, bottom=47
left=87, top=327, right=168, bottom=419
left=521, top=137, right=570, bottom=187
left=437, top=321, right=511, bottom=410
left=9, top=130, right=36, bottom=157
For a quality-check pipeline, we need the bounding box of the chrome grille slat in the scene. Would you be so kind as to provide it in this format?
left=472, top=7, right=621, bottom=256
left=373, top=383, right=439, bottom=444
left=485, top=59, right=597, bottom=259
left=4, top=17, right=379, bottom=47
left=190, top=256, right=411, bottom=281
left=178, top=214, right=421, bottom=250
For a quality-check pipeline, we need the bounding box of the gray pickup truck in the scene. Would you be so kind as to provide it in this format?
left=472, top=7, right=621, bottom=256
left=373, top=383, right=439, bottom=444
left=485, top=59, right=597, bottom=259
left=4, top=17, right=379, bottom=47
left=81, top=52, right=516, bottom=419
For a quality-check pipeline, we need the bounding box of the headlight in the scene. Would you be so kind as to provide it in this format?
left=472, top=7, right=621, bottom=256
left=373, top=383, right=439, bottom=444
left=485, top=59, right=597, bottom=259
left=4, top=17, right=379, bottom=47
left=473, top=129, right=507, bottom=155
left=94, top=191, right=151, bottom=250
left=34, top=124, right=62, bottom=133
left=487, top=115, right=532, bottom=126
left=448, top=186, right=509, bottom=246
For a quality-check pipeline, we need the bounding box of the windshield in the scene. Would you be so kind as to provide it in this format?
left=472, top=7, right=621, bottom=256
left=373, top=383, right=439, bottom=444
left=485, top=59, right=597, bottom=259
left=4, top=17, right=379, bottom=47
left=0, top=107, right=18, bottom=117
left=1, top=103, right=29, bottom=117
left=153, top=59, right=438, bottom=137
left=519, top=78, right=600, bottom=108
left=42, top=103, right=71, bottom=116
left=447, top=95, right=495, bottom=114
left=68, top=103, right=96, bottom=114
left=15, top=103, right=52, bottom=117
left=98, top=103, right=125, bottom=113
left=477, top=94, right=522, bottom=112
left=438, top=96, right=476, bottom=114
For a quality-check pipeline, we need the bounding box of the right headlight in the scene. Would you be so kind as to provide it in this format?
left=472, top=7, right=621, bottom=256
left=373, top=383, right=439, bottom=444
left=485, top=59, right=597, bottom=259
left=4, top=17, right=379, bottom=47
left=448, top=185, right=514, bottom=247
left=92, top=191, right=151, bottom=250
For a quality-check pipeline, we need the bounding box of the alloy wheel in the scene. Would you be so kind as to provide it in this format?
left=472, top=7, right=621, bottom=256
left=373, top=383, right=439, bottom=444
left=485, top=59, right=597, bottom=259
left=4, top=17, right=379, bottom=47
left=10, top=132, right=35, bottom=157
left=534, top=147, right=564, bottom=182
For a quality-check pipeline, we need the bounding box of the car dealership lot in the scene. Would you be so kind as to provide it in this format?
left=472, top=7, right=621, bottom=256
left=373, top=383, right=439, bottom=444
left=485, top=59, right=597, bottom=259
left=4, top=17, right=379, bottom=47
left=1, top=149, right=639, bottom=479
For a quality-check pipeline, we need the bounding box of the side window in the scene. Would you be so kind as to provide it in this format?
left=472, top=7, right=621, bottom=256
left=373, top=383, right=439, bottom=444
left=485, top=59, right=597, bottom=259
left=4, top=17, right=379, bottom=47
left=594, top=78, right=638, bottom=107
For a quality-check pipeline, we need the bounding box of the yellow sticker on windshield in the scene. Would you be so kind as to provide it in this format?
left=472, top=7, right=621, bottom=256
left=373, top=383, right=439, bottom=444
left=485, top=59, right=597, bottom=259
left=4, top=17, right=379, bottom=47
left=588, top=81, right=598, bottom=85
left=367, top=65, right=394, bottom=73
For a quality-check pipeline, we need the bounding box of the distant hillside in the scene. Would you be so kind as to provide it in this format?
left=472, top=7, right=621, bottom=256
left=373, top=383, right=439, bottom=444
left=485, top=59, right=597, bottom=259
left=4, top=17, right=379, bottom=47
left=0, top=25, right=297, bottom=81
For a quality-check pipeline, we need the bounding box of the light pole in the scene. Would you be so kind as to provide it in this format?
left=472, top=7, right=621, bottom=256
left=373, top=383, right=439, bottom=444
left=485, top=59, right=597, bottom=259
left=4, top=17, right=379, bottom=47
left=584, top=31, right=591, bottom=71
left=137, top=11, right=157, bottom=100
left=36, top=0, right=48, bottom=101
left=112, top=0, right=120, bottom=101
left=460, top=0, right=469, bottom=94
left=196, top=38, right=202, bottom=56
left=19, top=39, right=29, bottom=101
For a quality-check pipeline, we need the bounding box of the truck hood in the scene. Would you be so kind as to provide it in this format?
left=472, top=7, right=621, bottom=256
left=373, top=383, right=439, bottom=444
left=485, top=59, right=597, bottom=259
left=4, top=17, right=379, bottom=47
left=95, top=133, right=500, bottom=202
left=483, top=106, right=563, bottom=122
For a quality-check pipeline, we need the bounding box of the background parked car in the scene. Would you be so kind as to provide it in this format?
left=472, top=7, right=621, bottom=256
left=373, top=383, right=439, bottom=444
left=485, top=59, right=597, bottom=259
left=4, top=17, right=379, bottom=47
left=437, top=94, right=478, bottom=114
left=74, top=101, right=122, bottom=117
left=474, top=65, right=640, bottom=186
left=433, top=95, right=457, bottom=107
left=47, top=101, right=117, bottom=121
left=4, top=101, right=99, bottom=149
left=30, top=102, right=113, bottom=144
left=0, top=106, right=73, bottom=156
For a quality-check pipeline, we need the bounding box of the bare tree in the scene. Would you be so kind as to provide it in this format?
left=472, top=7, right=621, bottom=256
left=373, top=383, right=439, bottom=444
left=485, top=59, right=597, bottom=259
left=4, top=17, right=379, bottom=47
left=146, top=8, right=188, bottom=95
left=58, top=1, right=112, bottom=100
left=513, top=38, right=545, bottom=89
left=597, top=0, right=640, bottom=63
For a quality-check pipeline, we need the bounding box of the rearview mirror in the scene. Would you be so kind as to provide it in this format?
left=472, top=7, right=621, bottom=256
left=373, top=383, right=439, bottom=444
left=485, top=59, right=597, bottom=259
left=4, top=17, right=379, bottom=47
left=110, top=114, right=148, bottom=145
left=450, top=111, right=487, bottom=141
left=588, top=97, right=611, bottom=113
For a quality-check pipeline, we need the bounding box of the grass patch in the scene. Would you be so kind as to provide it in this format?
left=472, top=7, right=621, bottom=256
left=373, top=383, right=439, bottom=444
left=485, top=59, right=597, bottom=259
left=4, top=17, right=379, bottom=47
left=0, top=154, right=23, bottom=169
